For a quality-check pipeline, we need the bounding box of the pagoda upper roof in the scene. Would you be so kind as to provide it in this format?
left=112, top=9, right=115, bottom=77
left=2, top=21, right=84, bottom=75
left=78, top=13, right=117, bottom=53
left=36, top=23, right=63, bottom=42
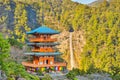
left=27, top=26, right=59, bottom=34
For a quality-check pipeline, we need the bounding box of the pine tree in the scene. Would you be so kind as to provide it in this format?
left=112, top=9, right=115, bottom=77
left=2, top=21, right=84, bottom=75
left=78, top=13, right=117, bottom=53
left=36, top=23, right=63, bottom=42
left=13, top=3, right=30, bottom=43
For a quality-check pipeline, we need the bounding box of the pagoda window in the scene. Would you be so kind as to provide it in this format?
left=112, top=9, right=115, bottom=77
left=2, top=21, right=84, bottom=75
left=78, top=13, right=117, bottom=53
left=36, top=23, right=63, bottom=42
left=47, top=34, right=50, bottom=39
left=38, top=34, right=40, bottom=38
left=44, top=60, right=48, bottom=64
left=33, top=60, right=35, bottom=64
left=35, top=33, right=39, bottom=38
left=40, top=35, right=43, bottom=38
left=46, top=60, right=49, bottom=64
left=43, top=35, right=47, bottom=39
left=32, top=35, right=36, bottom=38
left=39, top=61, right=43, bottom=65
left=50, top=61, right=53, bottom=65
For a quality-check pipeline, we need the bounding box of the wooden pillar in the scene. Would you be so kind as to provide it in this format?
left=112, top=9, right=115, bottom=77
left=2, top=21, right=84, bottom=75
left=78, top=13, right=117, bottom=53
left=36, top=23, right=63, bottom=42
left=33, top=56, right=35, bottom=64
left=49, top=56, right=54, bottom=65
left=39, top=56, right=43, bottom=65
left=48, top=34, right=50, bottom=39
left=33, top=56, right=39, bottom=65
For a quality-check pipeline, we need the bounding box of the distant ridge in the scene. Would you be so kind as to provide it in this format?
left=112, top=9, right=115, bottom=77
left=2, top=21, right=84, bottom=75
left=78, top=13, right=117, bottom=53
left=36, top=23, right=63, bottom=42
left=88, top=0, right=120, bottom=7
left=88, top=0, right=105, bottom=6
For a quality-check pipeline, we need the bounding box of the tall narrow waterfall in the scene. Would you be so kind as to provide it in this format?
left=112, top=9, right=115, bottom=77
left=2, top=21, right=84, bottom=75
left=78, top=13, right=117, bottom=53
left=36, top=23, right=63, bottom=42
left=70, top=32, right=75, bottom=70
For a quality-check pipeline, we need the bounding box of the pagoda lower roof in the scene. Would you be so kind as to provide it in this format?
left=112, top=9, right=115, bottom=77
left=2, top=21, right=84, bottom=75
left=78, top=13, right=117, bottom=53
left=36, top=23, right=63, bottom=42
left=27, top=42, right=59, bottom=46
left=24, top=52, right=61, bottom=56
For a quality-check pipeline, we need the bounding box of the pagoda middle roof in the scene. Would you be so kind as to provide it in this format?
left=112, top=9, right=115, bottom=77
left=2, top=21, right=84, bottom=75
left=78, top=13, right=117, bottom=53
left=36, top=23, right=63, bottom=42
left=27, top=26, right=59, bottom=34
left=27, top=42, right=59, bottom=46
left=24, top=52, right=61, bottom=56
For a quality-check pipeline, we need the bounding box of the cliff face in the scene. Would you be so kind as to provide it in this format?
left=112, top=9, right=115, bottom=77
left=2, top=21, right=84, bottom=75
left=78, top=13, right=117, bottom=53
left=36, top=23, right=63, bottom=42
left=52, top=30, right=86, bottom=69
left=0, top=70, right=7, bottom=80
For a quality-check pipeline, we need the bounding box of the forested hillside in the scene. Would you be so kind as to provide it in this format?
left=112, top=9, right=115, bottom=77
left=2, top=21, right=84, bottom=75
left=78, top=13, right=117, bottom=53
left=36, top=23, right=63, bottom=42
left=0, top=0, right=120, bottom=79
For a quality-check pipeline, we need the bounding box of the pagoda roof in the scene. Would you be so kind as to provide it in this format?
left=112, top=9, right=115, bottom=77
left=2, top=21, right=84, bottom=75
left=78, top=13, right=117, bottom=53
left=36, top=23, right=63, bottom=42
left=27, top=26, right=59, bottom=34
left=24, top=52, right=61, bottom=56
left=27, top=42, right=59, bottom=46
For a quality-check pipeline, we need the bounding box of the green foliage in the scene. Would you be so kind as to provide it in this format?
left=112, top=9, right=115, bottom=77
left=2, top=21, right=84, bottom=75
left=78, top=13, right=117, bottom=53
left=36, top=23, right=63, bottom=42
left=0, top=33, right=10, bottom=54
left=66, top=68, right=85, bottom=80
left=0, top=33, right=10, bottom=66
left=13, top=2, right=30, bottom=43
left=112, top=74, right=120, bottom=80
left=0, top=33, right=39, bottom=80
left=8, top=38, right=23, bottom=49
left=110, top=66, right=120, bottom=80
left=36, top=69, right=43, bottom=76
left=66, top=71, right=76, bottom=80
left=42, top=74, right=52, bottom=80
left=4, top=57, right=39, bottom=79
left=0, top=16, right=7, bottom=24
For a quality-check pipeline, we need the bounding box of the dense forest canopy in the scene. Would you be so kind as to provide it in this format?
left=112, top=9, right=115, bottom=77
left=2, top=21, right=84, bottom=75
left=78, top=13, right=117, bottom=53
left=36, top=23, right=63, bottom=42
left=0, top=0, right=120, bottom=79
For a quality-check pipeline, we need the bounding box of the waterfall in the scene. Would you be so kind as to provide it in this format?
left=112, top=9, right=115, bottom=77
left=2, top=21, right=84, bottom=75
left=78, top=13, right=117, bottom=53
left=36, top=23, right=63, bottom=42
left=70, top=32, right=75, bottom=70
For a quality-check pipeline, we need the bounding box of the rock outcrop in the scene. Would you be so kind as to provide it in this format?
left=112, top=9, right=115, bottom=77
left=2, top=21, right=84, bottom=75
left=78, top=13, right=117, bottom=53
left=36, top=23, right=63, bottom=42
left=0, top=70, right=7, bottom=80
left=76, top=73, right=112, bottom=80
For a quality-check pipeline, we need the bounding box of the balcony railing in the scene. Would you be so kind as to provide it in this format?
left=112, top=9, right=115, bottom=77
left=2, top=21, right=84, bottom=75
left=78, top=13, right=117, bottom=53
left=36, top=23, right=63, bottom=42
left=22, top=62, right=67, bottom=68
left=32, top=48, right=55, bottom=52
left=29, top=38, right=57, bottom=42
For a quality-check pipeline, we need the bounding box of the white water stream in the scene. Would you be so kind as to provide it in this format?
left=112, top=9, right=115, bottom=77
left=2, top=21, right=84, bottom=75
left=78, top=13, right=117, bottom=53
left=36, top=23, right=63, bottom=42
left=70, top=32, right=75, bottom=70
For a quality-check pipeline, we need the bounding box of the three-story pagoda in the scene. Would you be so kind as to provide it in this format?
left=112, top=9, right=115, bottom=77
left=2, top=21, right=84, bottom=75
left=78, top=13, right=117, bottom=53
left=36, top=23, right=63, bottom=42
left=22, top=26, right=66, bottom=72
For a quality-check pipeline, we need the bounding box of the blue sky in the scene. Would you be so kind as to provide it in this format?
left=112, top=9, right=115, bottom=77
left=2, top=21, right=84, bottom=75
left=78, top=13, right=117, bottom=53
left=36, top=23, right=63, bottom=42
left=72, top=0, right=97, bottom=4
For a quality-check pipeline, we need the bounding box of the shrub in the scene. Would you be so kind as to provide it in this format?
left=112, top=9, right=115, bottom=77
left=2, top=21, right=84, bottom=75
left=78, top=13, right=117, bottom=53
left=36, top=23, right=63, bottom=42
left=42, top=74, right=52, bottom=80
left=112, top=74, right=120, bottom=80
left=66, top=68, right=85, bottom=80
left=8, top=38, right=23, bottom=49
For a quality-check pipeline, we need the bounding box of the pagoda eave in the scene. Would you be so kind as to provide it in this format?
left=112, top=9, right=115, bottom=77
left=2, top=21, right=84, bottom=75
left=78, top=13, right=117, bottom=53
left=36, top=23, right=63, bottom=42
left=26, top=26, right=60, bottom=34
left=24, top=52, right=61, bottom=56
left=27, top=42, right=59, bottom=46
left=26, top=32, right=60, bottom=35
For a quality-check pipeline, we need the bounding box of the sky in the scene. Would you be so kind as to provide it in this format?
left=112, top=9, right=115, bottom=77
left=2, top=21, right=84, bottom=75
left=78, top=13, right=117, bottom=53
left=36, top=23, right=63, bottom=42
left=72, top=0, right=97, bottom=4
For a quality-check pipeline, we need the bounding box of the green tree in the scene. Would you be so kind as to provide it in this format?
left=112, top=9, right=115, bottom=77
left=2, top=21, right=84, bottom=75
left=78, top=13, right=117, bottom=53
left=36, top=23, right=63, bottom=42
left=13, top=3, right=30, bottom=43
left=0, top=33, right=10, bottom=66
left=42, top=74, right=52, bottom=80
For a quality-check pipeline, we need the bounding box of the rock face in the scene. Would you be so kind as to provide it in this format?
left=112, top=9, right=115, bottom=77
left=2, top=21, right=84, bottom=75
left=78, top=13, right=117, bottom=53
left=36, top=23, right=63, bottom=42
left=50, top=73, right=112, bottom=80
left=0, top=70, right=7, bottom=80
left=53, top=31, right=86, bottom=69
left=76, top=73, right=112, bottom=80
left=17, top=78, right=26, bottom=80
left=10, top=46, right=28, bottom=63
